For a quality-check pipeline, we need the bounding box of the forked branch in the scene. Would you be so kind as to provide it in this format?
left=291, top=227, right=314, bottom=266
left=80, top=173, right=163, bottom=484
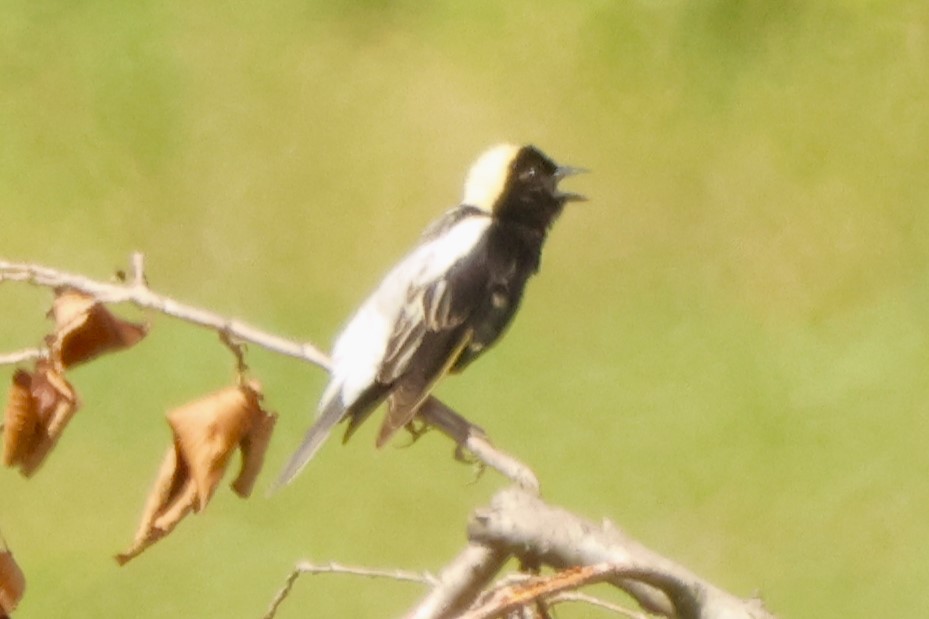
left=449, top=487, right=775, bottom=619
left=265, top=487, right=777, bottom=619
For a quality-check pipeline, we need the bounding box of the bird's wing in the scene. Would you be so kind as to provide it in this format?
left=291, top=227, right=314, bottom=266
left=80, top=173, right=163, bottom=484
left=376, top=212, right=492, bottom=383
left=320, top=209, right=492, bottom=445
left=375, top=327, right=474, bottom=447
left=340, top=274, right=474, bottom=443
left=367, top=212, right=492, bottom=445
left=378, top=278, right=468, bottom=381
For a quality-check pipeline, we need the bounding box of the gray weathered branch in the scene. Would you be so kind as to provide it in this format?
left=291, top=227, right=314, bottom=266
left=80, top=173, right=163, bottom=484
left=405, top=544, right=510, bottom=619
left=460, top=487, right=774, bottom=619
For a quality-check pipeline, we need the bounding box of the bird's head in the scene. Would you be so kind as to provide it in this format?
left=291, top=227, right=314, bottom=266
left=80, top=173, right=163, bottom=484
left=462, top=144, right=587, bottom=229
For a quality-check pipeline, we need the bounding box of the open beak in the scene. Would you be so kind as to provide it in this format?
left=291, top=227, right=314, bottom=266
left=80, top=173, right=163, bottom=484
left=554, top=165, right=589, bottom=203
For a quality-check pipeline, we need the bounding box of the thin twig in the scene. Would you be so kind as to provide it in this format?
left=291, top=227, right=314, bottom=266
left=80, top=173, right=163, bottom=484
left=292, top=560, right=436, bottom=585
left=470, top=569, right=656, bottom=619
left=474, top=572, right=658, bottom=619
left=218, top=330, right=250, bottom=378
left=458, top=563, right=621, bottom=619
left=0, top=347, right=46, bottom=366
left=262, top=560, right=436, bottom=619
left=548, top=591, right=653, bottom=619
left=0, top=254, right=332, bottom=369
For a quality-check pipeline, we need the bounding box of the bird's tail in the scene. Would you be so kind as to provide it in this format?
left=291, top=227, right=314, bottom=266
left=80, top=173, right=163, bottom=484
left=269, top=395, right=345, bottom=493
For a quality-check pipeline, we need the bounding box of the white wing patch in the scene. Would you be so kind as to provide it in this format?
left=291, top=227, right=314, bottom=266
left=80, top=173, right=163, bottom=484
left=324, top=214, right=492, bottom=408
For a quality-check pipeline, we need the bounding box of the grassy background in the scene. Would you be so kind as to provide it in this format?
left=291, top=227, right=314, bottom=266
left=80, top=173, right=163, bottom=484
left=2, top=1, right=929, bottom=617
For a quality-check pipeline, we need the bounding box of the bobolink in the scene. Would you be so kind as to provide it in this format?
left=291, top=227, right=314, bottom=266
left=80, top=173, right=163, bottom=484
left=275, top=144, right=585, bottom=488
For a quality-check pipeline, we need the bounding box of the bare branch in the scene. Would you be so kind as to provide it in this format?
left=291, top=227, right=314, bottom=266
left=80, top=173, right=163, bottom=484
left=129, top=251, right=147, bottom=288
left=0, top=255, right=331, bottom=370
left=218, top=330, right=250, bottom=378
left=0, top=255, right=538, bottom=489
left=418, top=398, right=540, bottom=493
left=0, top=348, right=45, bottom=366
left=548, top=591, right=653, bottom=619
left=262, top=560, right=436, bottom=619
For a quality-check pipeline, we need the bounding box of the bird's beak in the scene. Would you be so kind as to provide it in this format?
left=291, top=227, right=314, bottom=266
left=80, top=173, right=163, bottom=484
left=555, top=165, right=589, bottom=179
left=554, top=165, right=589, bottom=203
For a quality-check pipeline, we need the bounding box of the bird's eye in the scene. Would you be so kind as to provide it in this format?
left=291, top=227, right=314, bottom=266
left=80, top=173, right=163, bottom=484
left=519, top=166, right=538, bottom=182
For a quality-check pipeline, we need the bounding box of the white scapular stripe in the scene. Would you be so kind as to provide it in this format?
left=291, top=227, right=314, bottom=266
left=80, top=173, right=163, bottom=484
left=323, top=213, right=492, bottom=409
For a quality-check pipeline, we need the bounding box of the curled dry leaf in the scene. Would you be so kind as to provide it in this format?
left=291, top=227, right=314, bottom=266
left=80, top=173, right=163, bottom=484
left=1, top=362, right=80, bottom=477
left=116, top=382, right=277, bottom=565
left=49, top=288, right=148, bottom=368
left=1, top=371, right=37, bottom=469
left=231, top=401, right=277, bottom=498
left=2, top=287, right=139, bottom=476
left=114, top=448, right=197, bottom=566
left=0, top=546, right=25, bottom=617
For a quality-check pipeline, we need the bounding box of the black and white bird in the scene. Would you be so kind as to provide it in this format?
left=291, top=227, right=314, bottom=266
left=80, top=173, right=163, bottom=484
left=274, top=143, right=586, bottom=488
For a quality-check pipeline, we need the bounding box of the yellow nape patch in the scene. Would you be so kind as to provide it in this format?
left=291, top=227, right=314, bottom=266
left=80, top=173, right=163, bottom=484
left=462, top=143, right=520, bottom=212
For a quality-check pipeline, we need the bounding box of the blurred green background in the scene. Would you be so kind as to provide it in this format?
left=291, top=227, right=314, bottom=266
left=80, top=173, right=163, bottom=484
left=2, top=1, right=929, bottom=617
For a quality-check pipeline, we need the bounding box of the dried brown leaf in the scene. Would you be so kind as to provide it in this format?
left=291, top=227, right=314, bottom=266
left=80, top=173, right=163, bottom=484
left=18, top=362, right=79, bottom=477
left=2, top=371, right=39, bottom=468
left=31, top=362, right=78, bottom=435
left=48, top=288, right=96, bottom=330
left=0, top=548, right=25, bottom=616
left=168, top=385, right=258, bottom=510
left=115, top=447, right=197, bottom=566
left=117, top=383, right=275, bottom=565
left=50, top=288, right=148, bottom=368
left=231, top=387, right=277, bottom=498
left=2, top=363, right=80, bottom=477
